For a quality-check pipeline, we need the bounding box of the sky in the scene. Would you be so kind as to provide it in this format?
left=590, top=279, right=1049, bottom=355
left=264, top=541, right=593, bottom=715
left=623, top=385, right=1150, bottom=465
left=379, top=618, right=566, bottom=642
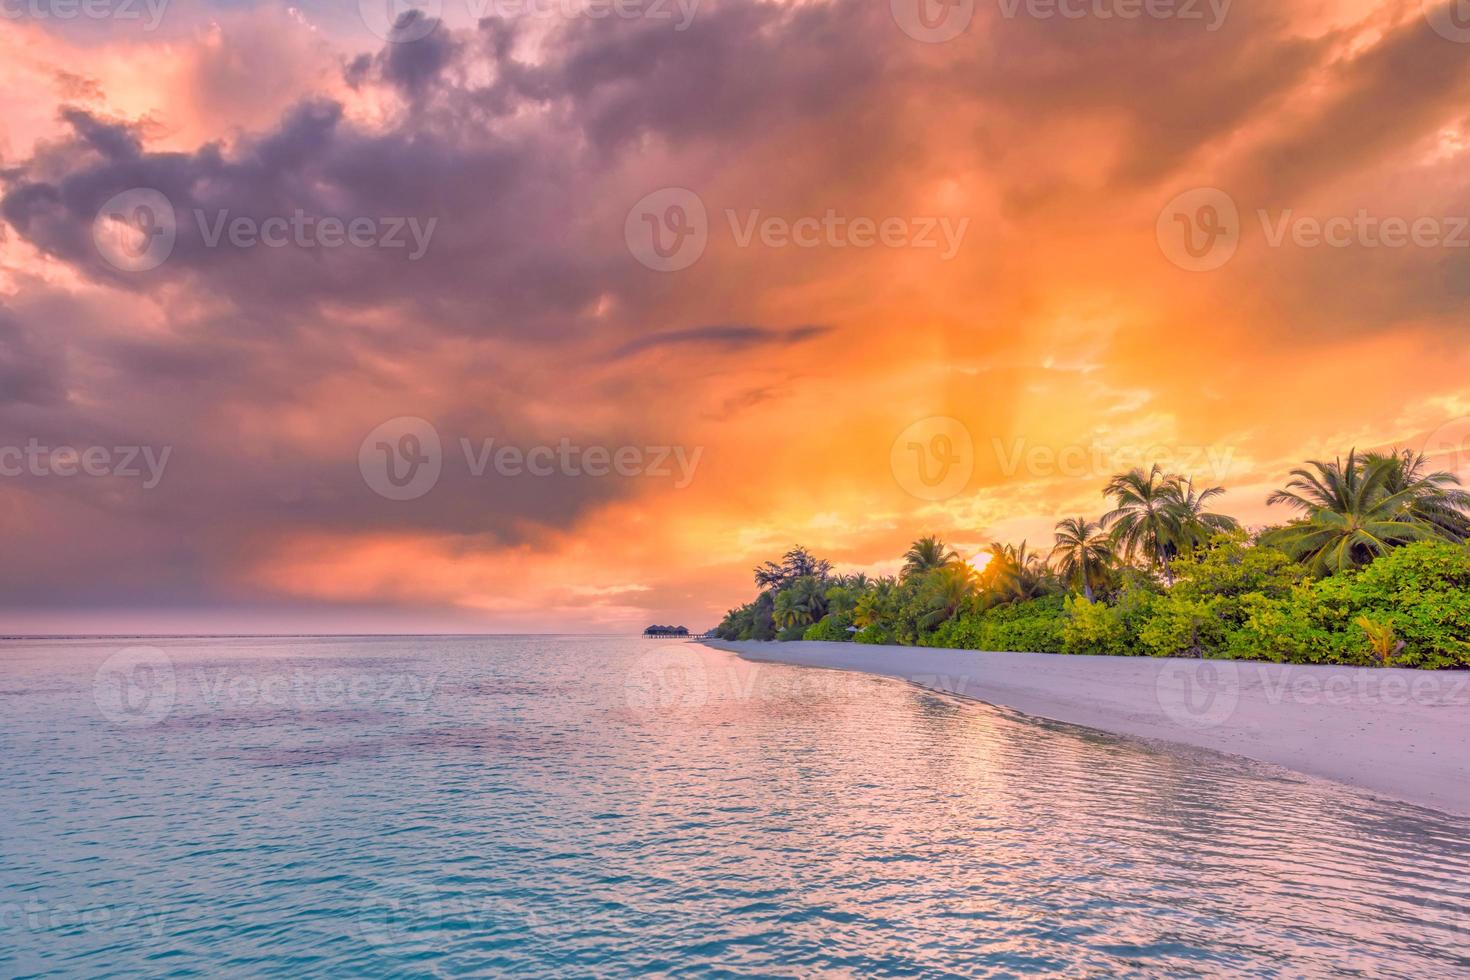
left=2, top=0, right=1470, bottom=634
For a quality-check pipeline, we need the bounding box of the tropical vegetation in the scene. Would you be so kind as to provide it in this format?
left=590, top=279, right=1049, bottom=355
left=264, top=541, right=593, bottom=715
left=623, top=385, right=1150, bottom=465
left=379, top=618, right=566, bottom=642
left=712, top=450, right=1470, bottom=669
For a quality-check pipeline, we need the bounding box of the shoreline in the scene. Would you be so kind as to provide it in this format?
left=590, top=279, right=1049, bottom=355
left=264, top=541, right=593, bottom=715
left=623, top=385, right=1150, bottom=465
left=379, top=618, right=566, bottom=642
left=702, top=639, right=1470, bottom=817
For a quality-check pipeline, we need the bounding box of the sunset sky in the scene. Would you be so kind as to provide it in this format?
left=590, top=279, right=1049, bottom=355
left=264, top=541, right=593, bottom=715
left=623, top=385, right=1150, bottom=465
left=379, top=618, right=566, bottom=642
left=3, top=0, right=1470, bottom=633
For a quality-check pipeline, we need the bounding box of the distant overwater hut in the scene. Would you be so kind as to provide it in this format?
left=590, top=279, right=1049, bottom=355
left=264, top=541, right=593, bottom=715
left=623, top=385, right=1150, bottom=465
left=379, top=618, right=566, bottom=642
left=643, top=625, right=690, bottom=638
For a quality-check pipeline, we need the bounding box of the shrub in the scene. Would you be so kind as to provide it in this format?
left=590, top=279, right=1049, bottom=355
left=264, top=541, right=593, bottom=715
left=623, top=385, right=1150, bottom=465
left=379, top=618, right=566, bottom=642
left=1343, top=541, right=1470, bottom=668
left=854, top=625, right=895, bottom=645
left=1061, top=581, right=1156, bottom=656
left=1060, top=595, right=1129, bottom=656
left=802, top=616, right=854, bottom=642
left=776, top=623, right=807, bottom=642
left=1138, top=596, right=1227, bottom=657
left=924, top=597, right=1066, bottom=652
left=1226, top=578, right=1357, bottom=665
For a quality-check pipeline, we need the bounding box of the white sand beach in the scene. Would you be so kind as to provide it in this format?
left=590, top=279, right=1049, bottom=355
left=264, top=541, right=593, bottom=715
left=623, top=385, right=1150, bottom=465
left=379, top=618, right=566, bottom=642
left=704, top=639, right=1470, bottom=817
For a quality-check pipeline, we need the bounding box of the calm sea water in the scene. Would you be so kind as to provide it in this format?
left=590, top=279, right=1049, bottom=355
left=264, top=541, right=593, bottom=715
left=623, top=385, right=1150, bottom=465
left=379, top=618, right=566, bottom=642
left=2, top=635, right=1467, bottom=978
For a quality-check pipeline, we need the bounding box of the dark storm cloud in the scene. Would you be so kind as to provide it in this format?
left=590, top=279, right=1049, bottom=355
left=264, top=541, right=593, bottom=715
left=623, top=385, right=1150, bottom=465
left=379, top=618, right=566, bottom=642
left=0, top=307, right=67, bottom=407
left=610, top=324, right=833, bottom=359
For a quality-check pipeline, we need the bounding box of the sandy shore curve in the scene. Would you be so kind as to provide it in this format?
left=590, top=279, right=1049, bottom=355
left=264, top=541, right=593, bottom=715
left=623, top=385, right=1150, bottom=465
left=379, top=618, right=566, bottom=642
left=703, top=639, right=1470, bottom=817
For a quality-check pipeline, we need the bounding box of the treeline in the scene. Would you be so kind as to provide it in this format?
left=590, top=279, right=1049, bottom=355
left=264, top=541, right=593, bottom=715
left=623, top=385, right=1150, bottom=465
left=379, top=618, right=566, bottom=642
left=713, top=450, right=1470, bottom=669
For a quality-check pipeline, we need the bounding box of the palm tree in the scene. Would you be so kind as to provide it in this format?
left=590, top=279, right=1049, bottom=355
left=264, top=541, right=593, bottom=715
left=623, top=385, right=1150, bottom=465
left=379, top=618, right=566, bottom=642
left=789, top=575, right=828, bottom=624
left=853, top=577, right=896, bottom=629
left=1361, top=448, right=1470, bottom=542
left=916, top=564, right=977, bottom=630
left=1166, top=477, right=1240, bottom=553
left=772, top=590, right=804, bottom=630
left=981, top=541, right=1055, bottom=605
left=902, top=535, right=959, bottom=578
left=1102, top=465, right=1181, bottom=581
left=1262, top=451, right=1443, bottom=575
left=1051, top=517, right=1112, bottom=603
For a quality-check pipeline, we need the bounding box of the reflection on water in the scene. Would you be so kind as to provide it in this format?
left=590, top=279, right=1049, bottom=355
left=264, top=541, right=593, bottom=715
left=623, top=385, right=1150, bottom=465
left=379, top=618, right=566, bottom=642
left=2, top=636, right=1466, bottom=977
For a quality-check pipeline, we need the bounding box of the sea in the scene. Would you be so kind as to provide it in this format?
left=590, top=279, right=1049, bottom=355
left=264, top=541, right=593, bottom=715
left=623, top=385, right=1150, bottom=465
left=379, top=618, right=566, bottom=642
left=2, top=635, right=1466, bottom=977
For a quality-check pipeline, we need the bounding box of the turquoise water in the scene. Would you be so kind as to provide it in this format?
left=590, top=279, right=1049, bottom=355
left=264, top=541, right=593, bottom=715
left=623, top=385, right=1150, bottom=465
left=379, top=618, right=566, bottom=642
left=2, top=635, right=1467, bottom=977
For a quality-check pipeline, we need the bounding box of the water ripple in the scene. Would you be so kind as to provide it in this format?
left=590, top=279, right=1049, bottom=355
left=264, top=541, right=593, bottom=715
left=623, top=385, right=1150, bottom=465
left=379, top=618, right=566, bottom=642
left=1, top=636, right=1467, bottom=978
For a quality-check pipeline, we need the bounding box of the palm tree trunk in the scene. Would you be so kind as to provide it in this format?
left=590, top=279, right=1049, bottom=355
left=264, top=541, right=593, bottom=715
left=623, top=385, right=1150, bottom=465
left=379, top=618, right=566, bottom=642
left=1158, top=545, right=1174, bottom=585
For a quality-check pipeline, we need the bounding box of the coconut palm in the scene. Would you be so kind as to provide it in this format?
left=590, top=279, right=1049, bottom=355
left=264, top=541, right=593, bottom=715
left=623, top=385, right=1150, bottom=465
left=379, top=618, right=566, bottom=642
left=788, top=575, right=828, bottom=624
left=772, top=590, right=804, bottom=629
left=1101, top=465, right=1182, bottom=580
left=1360, top=448, right=1470, bottom=542
left=1051, top=517, right=1112, bottom=603
left=902, top=535, right=959, bottom=578
left=1166, top=477, right=1240, bottom=552
left=850, top=577, right=893, bottom=627
left=983, top=541, right=1055, bottom=604
left=916, top=564, right=977, bottom=630
left=1262, top=451, right=1443, bottom=575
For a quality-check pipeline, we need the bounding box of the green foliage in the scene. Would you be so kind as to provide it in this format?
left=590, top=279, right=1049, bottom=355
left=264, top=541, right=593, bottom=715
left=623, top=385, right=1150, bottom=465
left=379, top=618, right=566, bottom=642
left=1100, top=465, right=1237, bottom=580
left=1355, top=615, right=1402, bottom=666
left=924, top=596, right=1066, bottom=652
left=1061, top=594, right=1130, bottom=656
left=802, top=616, right=854, bottom=642
left=1343, top=541, right=1470, bottom=668
left=1061, top=579, right=1156, bottom=656
left=1052, top=517, right=1112, bottom=602
left=1134, top=533, right=1304, bottom=658
left=902, top=535, right=960, bottom=579
left=1138, top=595, right=1226, bottom=658
left=1226, top=579, right=1356, bottom=665
left=1262, top=450, right=1460, bottom=575
left=716, top=463, right=1470, bottom=669
left=713, top=591, right=775, bottom=640
left=1227, top=542, right=1470, bottom=668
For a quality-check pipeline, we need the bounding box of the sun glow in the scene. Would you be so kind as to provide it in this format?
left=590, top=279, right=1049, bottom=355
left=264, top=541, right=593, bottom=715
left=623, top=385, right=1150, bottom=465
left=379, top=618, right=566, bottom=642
left=966, top=552, right=993, bottom=575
